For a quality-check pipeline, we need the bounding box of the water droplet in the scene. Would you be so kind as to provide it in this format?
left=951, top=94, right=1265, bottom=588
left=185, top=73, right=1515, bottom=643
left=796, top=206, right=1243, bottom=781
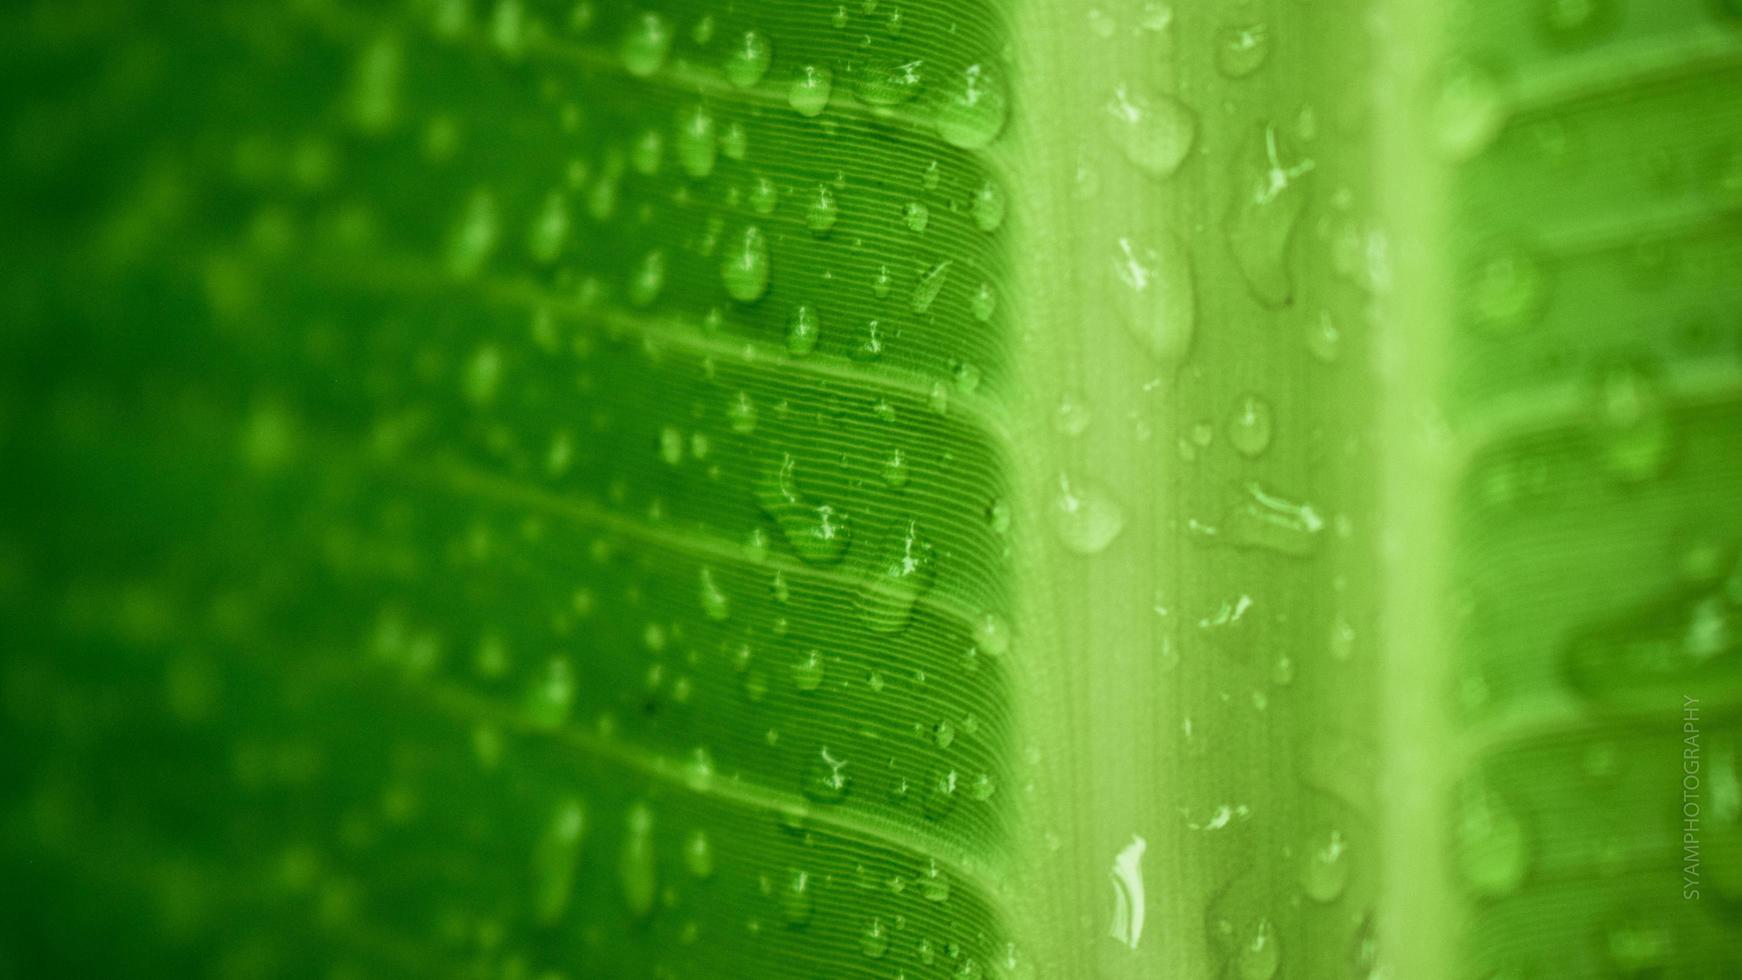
left=881, top=447, right=910, bottom=487
left=1306, top=311, right=1342, bottom=363
left=933, top=719, right=956, bottom=749
left=699, top=567, right=731, bottom=621
left=1216, top=23, right=1271, bottom=78
left=628, top=249, right=667, bottom=307
left=872, top=265, right=893, bottom=298
left=749, top=176, right=779, bottom=214
left=952, top=359, right=982, bottom=393
left=858, top=521, right=935, bottom=633
left=773, top=869, right=813, bottom=927
left=936, top=64, right=1009, bottom=149
left=801, top=746, right=851, bottom=802
left=1237, top=918, right=1280, bottom=980
left=856, top=57, right=924, bottom=106
left=919, top=859, right=951, bottom=901
left=1539, top=0, right=1615, bottom=44
left=1224, top=482, right=1324, bottom=557
left=1227, top=125, right=1313, bottom=308
left=724, top=30, right=772, bottom=87
left=972, top=179, right=1006, bottom=232
left=721, top=225, right=770, bottom=302
left=1103, top=84, right=1196, bottom=179
left=619, top=12, right=674, bottom=78
left=1470, top=243, right=1548, bottom=331
left=861, top=918, right=890, bottom=957
left=806, top=185, right=839, bottom=235
left=727, top=391, right=758, bottom=434
left=683, top=829, right=714, bottom=879
left=1055, top=394, right=1092, bottom=436
left=532, top=797, right=586, bottom=924
left=1050, top=475, right=1126, bottom=554
left=904, top=201, right=930, bottom=232
left=1111, top=233, right=1195, bottom=363
left=789, top=65, right=834, bottom=117
left=1302, top=830, right=1349, bottom=902
left=911, top=260, right=951, bottom=313
left=619, top=803, right=657, bottom=918
left=787, top=304, right=820, bottom=355
left=855, top=319, right=886, bottom=361
left=1456, top=779, right=1530, bottom=897
left=1593, top=361, right=1671, bottom=481
left=447, top=190, right=500, bottom=279
left=526, top=191, right=570, bottom=264
left=971, top=282, right=997, bottom=321
left=675, top=104, right=717, bottom=178
left=756, top=455, right=852, bottom=563
left=1432, top=61, right=1508, bottom=160
left=1224, top=394, right=1275, bottom=459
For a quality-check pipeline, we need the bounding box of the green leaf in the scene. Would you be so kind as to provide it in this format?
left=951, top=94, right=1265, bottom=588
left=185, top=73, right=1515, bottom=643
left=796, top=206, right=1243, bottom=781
left=2, top=0, right=1739, bottom=978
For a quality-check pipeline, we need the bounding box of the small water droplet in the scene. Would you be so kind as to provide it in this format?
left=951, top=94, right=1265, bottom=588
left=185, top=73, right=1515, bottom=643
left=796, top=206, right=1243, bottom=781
left=531, top=797, right=586, bottom=924
left=749, top=176, right=779, bottom=215
left=628, top=249, right=667, bottom=307
left=1227, top=125, right=1313, bottom=308
left=904, top=201, right=930, bottom=232
left=861, top=917, right=890, bottom=957
left=757, top=455, right=852, bottom=563
left=971, top=282, right=997, bottom=321
left=1432, top=61, right=1508, bottom=160
left=1216, top=23, right=1272, bottom=78
left=1227, top=394, right=1275, bottom=458
left=801, top=746, right=851, bottom=802
left=919, top=859, right=951, bottom=902
left=787, top=304, right=821, bottom=355
left=1456, top=779, right=1530, bottom=897
left=1236, top=918, right=1280, bottom=980
left=972, top=179, right=1007, bottom=232
left=781, top=869, right=814, bottom=925
left=1593, top=361, right=1671, bottom=482
left=1470, top=243, right=1549, bottom=331
left=881, top=447, right=910, bottom=487
left=683, top=829, right=715, bottom=879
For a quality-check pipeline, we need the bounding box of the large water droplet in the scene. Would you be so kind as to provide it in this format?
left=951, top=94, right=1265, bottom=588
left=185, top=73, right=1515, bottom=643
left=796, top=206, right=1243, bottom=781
left=1455, top=780, right=1530, bottom=897
left=936, top=64, right=1009, bottom=149
left=1103, top=84, right=1196, bottom=179
left=756, top=455, right=852, bottom=563
left=724, top=30, right=772, bottom=87
left=855, top=57, right=925, bottom=106
left=1111, top=233, right=1195, bottom=363
left=619, top=12, right=674, bottom=78
left=1050, top=475, right=1127, bottom=554
left=1432, top=61, right=1508, bottom=160
left=1302, top=829, right=1349, bottom=903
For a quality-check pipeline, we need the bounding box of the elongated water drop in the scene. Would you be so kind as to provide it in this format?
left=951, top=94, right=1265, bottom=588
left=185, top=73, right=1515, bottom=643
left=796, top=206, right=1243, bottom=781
left=619, top=803, right=657, bottom=918
left=911, top=260, right=951, bottom=313
left=532, top=797, right=586, bottom=925
left=1227, top=125, right=1312, bottom=308
left=857, top=520, right=936, bottom=633
left=1111, top=233, right=1194, bottom=364
left=756, top=454, right=852, bottom=563
left=721, top=224, right=770, bottom=302
left=675, top=104, right=717, bottom=179
left=787, top=304, right=820, bottom=355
